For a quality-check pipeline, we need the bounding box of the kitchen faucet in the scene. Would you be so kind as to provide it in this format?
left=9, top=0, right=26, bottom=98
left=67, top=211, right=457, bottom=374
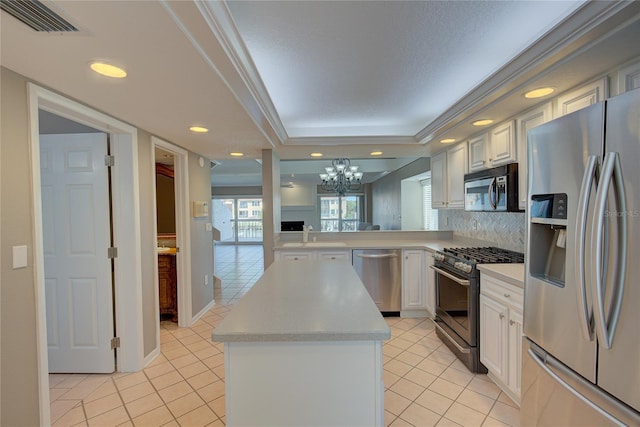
left=302, top=225, right=312, bottom=243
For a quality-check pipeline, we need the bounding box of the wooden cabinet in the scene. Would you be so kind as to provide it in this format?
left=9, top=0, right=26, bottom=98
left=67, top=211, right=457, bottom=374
left=479, top=273, right=524, bottom=405
left=158, top=254, right=177, bottom=321
left=489, top=120, right=517, bottom=166
left=432, top=143, right=468, bottom=209
left=401, top=250, right=425, bottom=313
left=555, top=78, right=607, bottom=118
left=516, top=103, right=553, bottom=210
left=468, top=133, right=490, bottom=172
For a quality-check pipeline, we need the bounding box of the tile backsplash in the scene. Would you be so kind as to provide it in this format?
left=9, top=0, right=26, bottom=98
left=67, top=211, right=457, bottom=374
left=438, top=209, right=526, bottom=253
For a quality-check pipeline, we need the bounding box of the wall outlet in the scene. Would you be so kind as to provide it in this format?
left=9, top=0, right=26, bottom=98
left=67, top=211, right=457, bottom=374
left=204, top=274, right=209, bottom=286
left=472, top=219, right=478, bottom=230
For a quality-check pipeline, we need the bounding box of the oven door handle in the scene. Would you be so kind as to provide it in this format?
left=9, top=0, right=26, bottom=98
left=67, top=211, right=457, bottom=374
left=429, top=265, right=470, bottom=286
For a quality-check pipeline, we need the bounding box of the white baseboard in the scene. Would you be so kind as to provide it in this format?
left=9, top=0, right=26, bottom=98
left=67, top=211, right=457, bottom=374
left=192, top=298, right=216, bottom=324
left=143, top=346, right=161, bottom=368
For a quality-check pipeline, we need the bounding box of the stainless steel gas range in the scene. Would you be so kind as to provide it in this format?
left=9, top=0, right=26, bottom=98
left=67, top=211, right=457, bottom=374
left=431, top=246, right=524, bottom=373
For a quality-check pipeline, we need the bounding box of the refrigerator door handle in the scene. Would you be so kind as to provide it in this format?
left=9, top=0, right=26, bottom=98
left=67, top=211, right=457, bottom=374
left=527, top=347, right=627, bottom=427
left=575, top=155, right=598, bottom=341
left=591, top=152, right=628, bottom=349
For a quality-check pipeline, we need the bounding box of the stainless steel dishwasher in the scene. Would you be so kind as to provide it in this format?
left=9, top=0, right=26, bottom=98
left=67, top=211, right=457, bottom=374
left=352, top=249, right=402, bottom=315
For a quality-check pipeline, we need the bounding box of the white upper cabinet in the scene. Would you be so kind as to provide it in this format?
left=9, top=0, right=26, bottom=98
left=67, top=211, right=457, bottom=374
left=555, top=78, right=608, bottom=118
left=516, top=103, right=553, bottom=211
left=468, top=133, right=490, bottom=172
left=431, top=143, right=468, bottom=209
left=489, top=120, right=517, bottom=167
left=617, top=61, right=640, bottom=94
left=431, top=151, right=447, bottom=208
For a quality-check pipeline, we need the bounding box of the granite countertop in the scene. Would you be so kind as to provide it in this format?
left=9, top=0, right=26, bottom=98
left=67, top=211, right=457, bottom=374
left=273, top=238, right=488, bottom=253
left=212, top=260, right=391, bottom=343
left=477, top=263, right=525, bottom=288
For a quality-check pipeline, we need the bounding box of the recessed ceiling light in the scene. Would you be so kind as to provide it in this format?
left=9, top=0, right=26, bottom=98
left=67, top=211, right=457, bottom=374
left=524, top=87, right=555, bottom=99
left=90, top=61, right=127, bottom=78
left=472, top=119, right=494, bottom=127
left=189, top=126, right=209, bottom=133
left=310, top=152, right=323, bottom=157
left=370, top=151, right=383, bottom=156
left=440, top=138, right=456, bottom=144
left=230, top=152, right=244, bottom=157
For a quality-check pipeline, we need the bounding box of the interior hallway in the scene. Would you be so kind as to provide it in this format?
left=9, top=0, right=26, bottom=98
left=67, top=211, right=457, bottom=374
left=49, top=245, right=520, bottom=426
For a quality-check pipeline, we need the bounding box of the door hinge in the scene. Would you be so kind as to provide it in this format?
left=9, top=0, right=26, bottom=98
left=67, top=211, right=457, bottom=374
left=105, top=155, right=115, bottom=167
left=111, top=337, right=120, bottom=349
left=108, top=247, right=118, bottom=259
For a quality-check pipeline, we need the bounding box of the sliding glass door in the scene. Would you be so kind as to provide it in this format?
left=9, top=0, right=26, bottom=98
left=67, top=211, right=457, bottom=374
left=319, top=195, right=362, bottom=232
left=212, top=197, right=263, bottom=244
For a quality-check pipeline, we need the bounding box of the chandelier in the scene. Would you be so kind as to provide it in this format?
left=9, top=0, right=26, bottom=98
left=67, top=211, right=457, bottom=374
left=319, top=158, right=363, bottom=196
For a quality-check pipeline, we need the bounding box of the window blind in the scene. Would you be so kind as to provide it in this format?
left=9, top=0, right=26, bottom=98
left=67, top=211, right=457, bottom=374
left=421, top=174, right=438, bottom=230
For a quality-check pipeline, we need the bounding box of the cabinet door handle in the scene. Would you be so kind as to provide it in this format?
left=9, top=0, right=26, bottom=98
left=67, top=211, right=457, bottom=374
left=294, top=257, right=299, bottom=260
left=509, top=320, right=515, bottom=326
left=504, top=293, right=511, bottom=298
left=499, top=313, right=505, bottom=320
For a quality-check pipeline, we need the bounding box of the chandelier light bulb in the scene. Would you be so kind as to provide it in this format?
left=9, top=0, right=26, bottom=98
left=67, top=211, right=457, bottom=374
left=319, top=158, right=362, bottom=196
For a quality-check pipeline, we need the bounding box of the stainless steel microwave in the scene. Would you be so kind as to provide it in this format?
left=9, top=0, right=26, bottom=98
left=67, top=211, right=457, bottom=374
left=463, top=163, right=521, bottom=212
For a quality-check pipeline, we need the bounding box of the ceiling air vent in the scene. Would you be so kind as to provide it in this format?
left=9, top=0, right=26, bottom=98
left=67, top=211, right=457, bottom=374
left=1, top=0, right=78, bottom=32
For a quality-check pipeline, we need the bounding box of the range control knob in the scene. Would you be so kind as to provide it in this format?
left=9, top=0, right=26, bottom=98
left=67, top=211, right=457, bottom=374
left=433, top=253, right=445, bottom=262
left=454, top=262, right=472, bottom=273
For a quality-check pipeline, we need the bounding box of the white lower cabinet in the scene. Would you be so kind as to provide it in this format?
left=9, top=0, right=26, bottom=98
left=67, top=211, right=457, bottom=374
left=401, top=250, right=426, bottom=314
left=479, top=273, right=523, bottom=405
left=274, top=249, right=351, bottom=263
left=425, top=252, right=436, bottom=318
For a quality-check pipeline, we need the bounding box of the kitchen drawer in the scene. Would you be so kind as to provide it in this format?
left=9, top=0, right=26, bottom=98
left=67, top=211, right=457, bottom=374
left=481, top=274, right=523, bottom=310
left=317, top=250, right=351, bottom=261
left=279, top=252, right=313, bottom=261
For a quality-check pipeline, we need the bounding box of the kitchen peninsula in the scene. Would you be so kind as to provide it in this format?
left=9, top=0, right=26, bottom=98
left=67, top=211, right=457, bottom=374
left=212, top=260, right=390, bottom=426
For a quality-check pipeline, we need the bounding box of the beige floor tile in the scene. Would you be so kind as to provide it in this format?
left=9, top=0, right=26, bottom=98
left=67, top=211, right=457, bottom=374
left=116, top=421, right=133, bottom=427
left=388, top=337, right=415, bottom=351
left=482, top=416, right=512, bottom=427
left=395, top=350, right=425, bottom=367
left=399, top=402, right=442, bottom=427
left=196, top=380, right=225, bottom=403
left=417, top=358, right=449, bottom=376
left=404, top=368, right=437, bottom=388
left=84, top=393, right=123, bottom=419
left=497, top=392, right=519, bottom=408
left=50, top=388, right=70, bottom=402
left=456, top=389, right=497, bottom=415
left=163, top=346, right=191, bottom=360
left=186, top=371, right=219, bottom=390
left=389, top=417, right=414, bottom=427
left=132, top=405, right=175, bottom=427
left=144, top=361, right=176, bottom=379
left=385, top=410, right=398, bottom=427
left=60, top=376, right=111, bottom=401
left=466, top=377, right=501, bottom=400
left=414, top=389, right=454, bottom=416
left=179, top=333, right=205, bottom=346
left=208, top=396, right=225, bottom=418
left=429, top=378, right=464, bottom=400
left=406, top=343, right=435, bottom=358
left=150, top=371, right=184, bottom=391
left=52, top=405, right=85, bottom=427
left=84, top=381, right=118, bottom=403
left=187, top=339, right=213, bottom=353
left=202, top=353, right=225, bottom=369
left=450, top=358, right=472, bottom=373
left=211, top=365, right=225, bottom=380
left=440, top=366, right=474, bottom=388
left=488, top=401, right=520, bottom=427
left=193, top=346, right=220, bottom=361
left=399, top=331, right=424, bottom=344
left=125, top=393, right=164, bottom=419
left=50, top=374, right=71, bottom=388
left=384, top=344, right=404, bottom=359
left=207, top=418, right=225, bottom=427
left=384, top=370, right=402, bottom=389
left=385, top=359, right=414, bottom=377
left=146, top=354, right=168, bottom=367
left=161, top=420, right=180, bottom=427
left=87, top=406, right=129, bottom=427
left=57, top=375, right=89, bottom=389
left=390, top=378, right=426, bottom=401
left=170, top=353, right=200, bottom=369
left=444, top=402, right=487, bottom=427
left=158, top=380, right=195, bottom=404
left=166, top=392, right=206, bottom=418
left=50, top=400, right=82, bottom=424
left=428, top=349, right=458, bottom=366
left=114, top=372, right=147, bottom=391
left=176, top=404, right=218, bottom=426
left=160, top=340, right=184, bottom=351
left=119, top=381, right=155, bottom=404
left=437, top=418, right=464, bottom=427
left=178, top=361, right=208, bottom=379
left=385, top=390, right=412, bottom=416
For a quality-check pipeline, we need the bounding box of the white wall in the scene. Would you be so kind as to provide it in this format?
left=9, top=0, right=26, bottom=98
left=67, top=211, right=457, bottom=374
left=400, top=179, right=423, bottom=229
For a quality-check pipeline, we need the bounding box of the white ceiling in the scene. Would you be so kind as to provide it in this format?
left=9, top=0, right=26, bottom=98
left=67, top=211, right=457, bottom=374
left=3, top=1, right=640, bottom=186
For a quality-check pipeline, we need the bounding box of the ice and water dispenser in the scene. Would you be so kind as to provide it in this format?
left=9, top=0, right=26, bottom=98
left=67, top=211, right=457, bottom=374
left=529, top=193, right=568, bottom=286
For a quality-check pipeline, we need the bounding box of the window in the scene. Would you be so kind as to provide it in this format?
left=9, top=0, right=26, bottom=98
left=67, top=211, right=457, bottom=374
left=212, top=197, right=263, bottom=243
left=422, top=173, right=438, bottom=230
left=319, top=195, right=363, bottom=232
left=239, top=201, right=248, bottom=209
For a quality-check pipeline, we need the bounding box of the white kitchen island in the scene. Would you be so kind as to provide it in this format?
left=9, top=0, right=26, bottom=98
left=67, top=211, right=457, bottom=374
left=212, top=259, right=391, bottom=427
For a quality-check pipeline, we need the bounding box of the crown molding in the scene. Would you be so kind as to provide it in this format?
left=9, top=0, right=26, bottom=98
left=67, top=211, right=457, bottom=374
left=285, top=135, right=419, bottom=146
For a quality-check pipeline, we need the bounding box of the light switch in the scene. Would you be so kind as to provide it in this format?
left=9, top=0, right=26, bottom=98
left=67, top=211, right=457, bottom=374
left=13, top=245, right=28, bottom=269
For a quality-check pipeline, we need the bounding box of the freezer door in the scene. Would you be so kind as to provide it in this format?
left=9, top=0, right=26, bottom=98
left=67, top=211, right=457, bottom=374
left=521, top=338, right=640, bottom=427
left=525, top=103, right=603, bottom=383
left=595, top=88, right=640, bottom=412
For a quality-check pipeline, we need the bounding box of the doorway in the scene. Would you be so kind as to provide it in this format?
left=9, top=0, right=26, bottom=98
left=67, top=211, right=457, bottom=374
left=29, top=83, right=143, bottom=425
left=212, top=197, right=264, bottom=244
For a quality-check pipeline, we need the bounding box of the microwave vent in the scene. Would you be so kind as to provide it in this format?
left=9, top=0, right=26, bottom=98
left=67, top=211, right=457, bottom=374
left=1, top=0, right=78, bottom=32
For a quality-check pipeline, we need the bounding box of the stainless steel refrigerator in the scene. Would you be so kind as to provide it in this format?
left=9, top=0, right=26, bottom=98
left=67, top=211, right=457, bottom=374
left=522, top=88, right=640, bottom=426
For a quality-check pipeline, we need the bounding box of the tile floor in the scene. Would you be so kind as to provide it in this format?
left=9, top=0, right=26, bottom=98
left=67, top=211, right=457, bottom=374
left=49, top=244, right=520, bottom=427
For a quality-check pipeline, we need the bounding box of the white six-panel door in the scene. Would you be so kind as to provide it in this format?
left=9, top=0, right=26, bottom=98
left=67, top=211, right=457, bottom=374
left=40, top=133, right=115, bottom=373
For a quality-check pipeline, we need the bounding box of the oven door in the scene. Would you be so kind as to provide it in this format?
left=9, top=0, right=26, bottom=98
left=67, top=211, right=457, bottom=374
left=431, top=265, right=475, bottom=346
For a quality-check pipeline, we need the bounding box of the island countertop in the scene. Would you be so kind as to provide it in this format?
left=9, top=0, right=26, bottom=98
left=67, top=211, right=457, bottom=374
left=212, top=260, right=391, bottom=342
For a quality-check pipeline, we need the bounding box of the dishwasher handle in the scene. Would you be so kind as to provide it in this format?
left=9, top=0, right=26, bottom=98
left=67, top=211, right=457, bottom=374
left=355, top=253, right=398, bottom=259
